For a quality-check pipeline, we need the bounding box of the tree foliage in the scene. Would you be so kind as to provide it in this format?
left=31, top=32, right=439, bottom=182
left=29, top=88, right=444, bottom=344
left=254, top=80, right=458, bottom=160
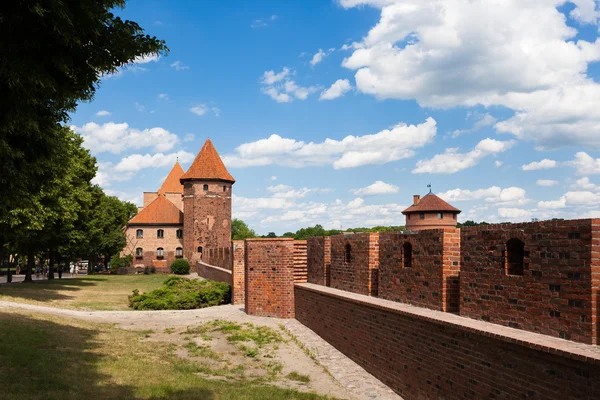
left=231, top=219, right=257, bottom=240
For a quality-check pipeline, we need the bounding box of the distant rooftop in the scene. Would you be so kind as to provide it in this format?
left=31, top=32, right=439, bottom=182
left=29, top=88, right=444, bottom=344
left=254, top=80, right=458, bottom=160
left=402, top=192, right=461, bottom=214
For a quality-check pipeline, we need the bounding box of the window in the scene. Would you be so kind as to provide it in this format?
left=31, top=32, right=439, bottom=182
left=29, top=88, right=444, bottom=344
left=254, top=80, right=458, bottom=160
left=176, top=247, right=183, bottom=258
left=157, top=229, right=164, bottom=238
left=420, top=213, right=425, bottom=220
left=223, top=185, right=226, bottom=192
left=453, top=214, right=456, bottom=220
left=437, top=212, right=443, bottom=219
left=407, top=214, right=411, bottom=220
left=197, top=246, right=203, bottom=253
left=176, top=229, right=183, bottom=238
left=157, top=247, right=164, bottom=258
left=136, top=248, right=143, bottom=257
left=505, top=238, right=525, bottom=275
left=345, top=243, right=352, bottom=263
left=403, top=242, right=412, bottom=268
left=136, top=229, right=143, bottom=238
left=203, top=184, right=208, bottom=191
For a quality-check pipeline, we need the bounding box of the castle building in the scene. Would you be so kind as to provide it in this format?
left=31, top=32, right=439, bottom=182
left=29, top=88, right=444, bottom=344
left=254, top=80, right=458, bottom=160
left=122, top=139, right=234, bottom=271
left=402, top=192, right=461, bottom=230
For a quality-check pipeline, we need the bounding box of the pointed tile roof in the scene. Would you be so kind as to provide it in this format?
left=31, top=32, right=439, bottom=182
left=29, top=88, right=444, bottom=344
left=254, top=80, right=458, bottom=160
left=402, top=193, right=461, bottom=214
left=158, top=162, right=184, bottom=194
left=128, top=195, right=183, bottom=225
left=180, top=139, right=235, bottom=183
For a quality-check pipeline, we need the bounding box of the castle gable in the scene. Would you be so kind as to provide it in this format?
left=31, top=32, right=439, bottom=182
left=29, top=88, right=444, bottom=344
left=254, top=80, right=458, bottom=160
left=128, top=195, right=183, bottom=225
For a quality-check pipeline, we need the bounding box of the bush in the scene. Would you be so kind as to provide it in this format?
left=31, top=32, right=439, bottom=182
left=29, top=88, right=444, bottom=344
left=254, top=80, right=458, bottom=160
left=129, top=277, right=231, bottom=310
left=170, top=258, right=190, bottom=275
left=110, top=254, right=133, bottom=274
left=143, top=266, right=156, bottom=275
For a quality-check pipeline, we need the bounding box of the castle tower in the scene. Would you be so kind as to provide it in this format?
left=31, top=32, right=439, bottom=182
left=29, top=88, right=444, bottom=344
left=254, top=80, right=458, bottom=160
left=180, top=139, right=235, bottom=262
left=402, top=192, right=461, bottom=230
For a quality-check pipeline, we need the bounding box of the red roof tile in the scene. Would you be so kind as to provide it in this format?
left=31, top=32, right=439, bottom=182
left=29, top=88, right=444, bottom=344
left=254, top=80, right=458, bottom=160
left=128, top=195, right=183, bottom=225
left=180, top=139, right=235, bottom=183
left=402, top=193, right=461, bottom=214
left=158, top=162, right=184, bottom=194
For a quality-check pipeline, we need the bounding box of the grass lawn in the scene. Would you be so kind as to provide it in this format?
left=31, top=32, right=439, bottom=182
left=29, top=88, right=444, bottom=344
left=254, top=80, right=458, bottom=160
left=0, top=310, right=333, bottom=400
left=0, top=275, right=169, bottom=311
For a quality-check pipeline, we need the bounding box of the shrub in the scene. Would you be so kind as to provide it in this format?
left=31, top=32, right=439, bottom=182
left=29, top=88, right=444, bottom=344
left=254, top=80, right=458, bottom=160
left=110, top=254, right=132, bottom=274
left=170, top=259, right=190, bottom=275
left=129, top=277, right=231, bottom=310
left=143, top=266, right=156, bottom=275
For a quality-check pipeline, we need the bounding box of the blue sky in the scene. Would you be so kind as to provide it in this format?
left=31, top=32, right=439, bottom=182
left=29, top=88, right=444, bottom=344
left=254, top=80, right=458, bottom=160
left=71, top=0, right=600, bottom=234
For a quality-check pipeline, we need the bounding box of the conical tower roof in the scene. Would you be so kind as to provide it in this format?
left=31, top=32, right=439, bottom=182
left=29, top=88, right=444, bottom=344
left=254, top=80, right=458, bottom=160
left=158, top=162, right=184, bottom=194
left=180, top=139, right=235, bottom=183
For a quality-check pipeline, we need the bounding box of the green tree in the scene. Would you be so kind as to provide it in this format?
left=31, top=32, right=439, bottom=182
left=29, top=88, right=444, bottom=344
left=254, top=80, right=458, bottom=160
left=0, top=0, right=168, bottom=232
left=231, top=219, right=257, bottom=240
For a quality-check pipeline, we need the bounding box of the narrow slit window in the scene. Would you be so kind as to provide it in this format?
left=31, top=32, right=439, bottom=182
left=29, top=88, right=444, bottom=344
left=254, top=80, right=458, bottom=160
left=437, top=212, right=443, bottom=219
left=345, top=243, right=352, bottom=263
left=203, top=184, right=209, bottom=191
left=403, top=242, right=412, bottom=268
left=505, top=238, right=525, bottom=275
left=420, top=213, right=425, bottom=220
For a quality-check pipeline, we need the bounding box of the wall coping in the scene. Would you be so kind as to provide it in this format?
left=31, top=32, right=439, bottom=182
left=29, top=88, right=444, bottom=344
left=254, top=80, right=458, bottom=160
left=244, top=238, right=294, bottom=242
left=197, top=261, right=232, bottom=275
left=295, top=283, right=600, bottom=365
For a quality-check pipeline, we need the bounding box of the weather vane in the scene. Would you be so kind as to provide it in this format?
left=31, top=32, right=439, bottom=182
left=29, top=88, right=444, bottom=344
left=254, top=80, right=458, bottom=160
left=427, top=183, right=432, bottom=193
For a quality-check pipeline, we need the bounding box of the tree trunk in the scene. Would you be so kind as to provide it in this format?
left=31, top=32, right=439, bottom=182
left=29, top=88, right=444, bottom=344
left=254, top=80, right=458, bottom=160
left=48, top=249, right=55, bottom=280
left=24, top=250, right=33, bottom=282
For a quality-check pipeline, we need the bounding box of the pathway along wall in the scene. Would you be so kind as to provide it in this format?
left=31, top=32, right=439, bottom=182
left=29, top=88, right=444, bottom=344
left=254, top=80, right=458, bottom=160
left=295, top=283, right=600, bottom=400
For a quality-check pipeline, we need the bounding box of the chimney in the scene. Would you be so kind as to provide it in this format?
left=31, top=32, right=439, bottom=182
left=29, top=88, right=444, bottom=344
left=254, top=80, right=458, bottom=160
left=413, top=195, right=420, bottom=205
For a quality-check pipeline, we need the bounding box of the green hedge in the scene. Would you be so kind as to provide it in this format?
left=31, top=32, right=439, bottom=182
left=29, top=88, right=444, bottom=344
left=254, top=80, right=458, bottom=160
left=170, top=258, right=190, bottom=275
left=128, top=276, right=231, bottom=310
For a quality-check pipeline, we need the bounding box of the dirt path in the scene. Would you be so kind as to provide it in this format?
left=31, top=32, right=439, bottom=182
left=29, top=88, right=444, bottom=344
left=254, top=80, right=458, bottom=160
left=0, top=300, right=401, bottom=400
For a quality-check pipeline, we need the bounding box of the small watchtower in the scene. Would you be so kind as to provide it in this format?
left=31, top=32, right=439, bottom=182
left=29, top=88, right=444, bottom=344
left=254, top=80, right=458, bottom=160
left=180, top=139, right=235, bottom=262
left=402, top=192, right=461, bottom=230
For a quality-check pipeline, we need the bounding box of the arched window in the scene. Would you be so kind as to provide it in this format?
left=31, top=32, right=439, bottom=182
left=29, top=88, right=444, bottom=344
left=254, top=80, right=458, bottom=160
left=223, top=185, right=226, bottom=192
left=176, top=229, right=183, bottom=238
left=176, top=247, right=183, bottom=257
left=403, top=242, right=412, bottom=268
left=136, top=248, right=143, bottom=257
left=420, top=213, right=425, bottom=220
left=197, top=246, right=203, bottom=253
left=505, top=238, right=525, bottom=275
left=345, top=243, right=352, bottom=263
left=157, top=248, right=164, bottom=258
left=437, top=212, right=444, bottom=219
left=136, top=229, right=143, bottom=238
left=157, top=229, right=164, bottom=238
left=203, top=184, right=209, bottom=191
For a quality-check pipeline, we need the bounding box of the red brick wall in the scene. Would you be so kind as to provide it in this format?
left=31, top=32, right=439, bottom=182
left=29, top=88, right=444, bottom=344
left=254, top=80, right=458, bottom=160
left=232, top=240, right=245, bottom=305
left=202, top=246, right=233, bottom=271
left=295, top=284, right=600, bottom=400
left=196, top=261, right=232, bottom=285
left=378, top=228, right=460, bottom=312
left=307, top=236, right=331, bottom=286
left=330, top=233, right=379, bottom=296
left=460, top=219, right=599, bottom=344
left=183, top=181, right=232, bottom=262
left=123, top=225, right=184, bottom=272
left=293, top=240, right=307, bottom=283
left=245, top=238, right=295, bottom=318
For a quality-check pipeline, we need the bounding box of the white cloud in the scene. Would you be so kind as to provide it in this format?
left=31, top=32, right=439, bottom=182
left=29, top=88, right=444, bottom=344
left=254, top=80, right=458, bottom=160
left=348, top=198, right=365, bottom=208
left=261, top=67, right=291, bottom=85
left=450, top=113, right=497, bottom=138
left=158, top=93, right=169, bottom=100
left=189, top=104, right=220, bottom=116
left=340, top=0, right=600, bottom=149
left=439, top=186, right=528, bottom=206
left=223, top=117, right=436, bottom=169
left=537, top=179, right=559, bottom=187
left=96, top=110, right=111, bottom=117
left=170, top=61, right=189, bottom=71
left=283, top=80, right=320, bottom=100
left=498, top=207, right=532, bottom=220
left=310, top=48, right=334, bottom=67
left=412, top=138, right=514, bottom=174
left=114, top=151, right=195, bottom=173
left=261, top=87, right=292, bottom=103
left=538, top=190, right=600, bottom=210
left=494, top=160, right=503, bottom=168
left=522, top=159, right=557, bottom=171
left=72, top=122, right=181, bottom=154
left=568, top=152, right=600, bottom=175
left=572, top=177, right=600, bottom=191
left=134, top=102, right=145, bottom=112
left=184, top=133, right=195, bottom=142
left=266, top=184, right=330, bottom=200
left=320, top=79, right=353, bottom=100
left=271, top=176, right=277, bottom=181
left=351, top=181, right=399, bottom=196
left=251, top=15, right=278, bottom=28
left=133, top=54, right=160, bottom=64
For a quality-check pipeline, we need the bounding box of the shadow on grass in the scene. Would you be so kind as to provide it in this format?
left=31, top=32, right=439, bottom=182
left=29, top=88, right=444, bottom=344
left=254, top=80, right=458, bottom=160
left=0, top=312, right=215, bottom=400
left=0, top=277, right=104, bottom=303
